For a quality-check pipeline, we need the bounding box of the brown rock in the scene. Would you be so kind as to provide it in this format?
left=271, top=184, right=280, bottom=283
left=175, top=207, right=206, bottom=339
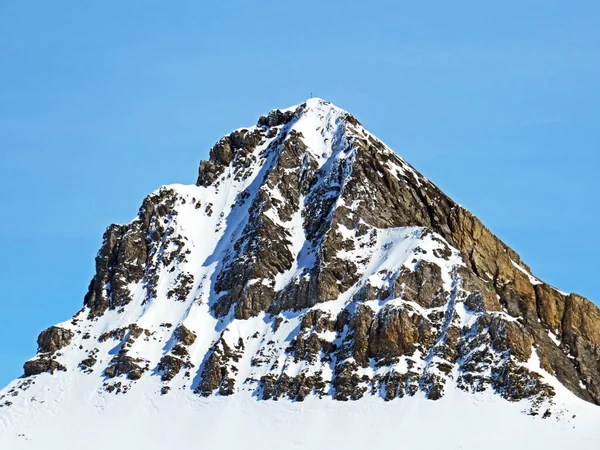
left=368, top=305, right=433, bottom=360
left=37, top=326, right=74, bottom=353
left=23, top=358, right=66, bottom=377
left=173, top=325, right=197, bottom=346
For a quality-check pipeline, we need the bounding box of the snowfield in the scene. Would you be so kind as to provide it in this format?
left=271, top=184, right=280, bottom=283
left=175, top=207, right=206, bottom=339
left=1, top=376, right=599, bottom=449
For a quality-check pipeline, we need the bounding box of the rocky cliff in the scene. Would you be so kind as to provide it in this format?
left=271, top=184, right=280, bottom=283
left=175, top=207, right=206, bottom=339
left=2, top=98, right=599, bottom=416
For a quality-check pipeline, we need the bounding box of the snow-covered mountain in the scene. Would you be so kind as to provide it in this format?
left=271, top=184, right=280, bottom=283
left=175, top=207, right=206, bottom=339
left=2, top=98, right=600, bottom=449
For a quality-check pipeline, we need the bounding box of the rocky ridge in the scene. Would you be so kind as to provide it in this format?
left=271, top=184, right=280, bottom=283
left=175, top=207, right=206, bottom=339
left=2, top=98, right=600, bottom=416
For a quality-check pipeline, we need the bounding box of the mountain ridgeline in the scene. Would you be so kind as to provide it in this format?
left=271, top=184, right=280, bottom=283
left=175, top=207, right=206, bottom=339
left=3, top=99, right=600, bottom=414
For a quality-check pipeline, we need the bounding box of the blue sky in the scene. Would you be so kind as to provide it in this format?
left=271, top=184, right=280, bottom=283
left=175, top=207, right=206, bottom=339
left=0, top=0, right=598, bottom=387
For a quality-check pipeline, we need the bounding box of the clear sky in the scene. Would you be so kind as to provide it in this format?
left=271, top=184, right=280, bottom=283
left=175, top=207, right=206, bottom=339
left=0, top=0, right=598, bottom=387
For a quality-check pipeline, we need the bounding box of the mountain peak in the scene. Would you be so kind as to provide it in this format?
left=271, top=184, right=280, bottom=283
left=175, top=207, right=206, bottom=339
left=3, top=98, right=600, bottom=447
left=257, top=97, right=353, bottom=134
left=278, top=96, right=343, bottom=113
left=198, top=97, right=403, bottom=190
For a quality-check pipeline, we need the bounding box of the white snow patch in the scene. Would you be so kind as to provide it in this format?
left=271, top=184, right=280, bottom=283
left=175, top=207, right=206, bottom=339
left=511, top=259, right=542, bottom=285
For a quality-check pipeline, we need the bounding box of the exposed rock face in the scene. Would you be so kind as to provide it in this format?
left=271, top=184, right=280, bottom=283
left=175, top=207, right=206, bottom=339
left=157, top=355, right=185, bottom=382
left=37, top=326, right=73, bottom=353
left=104, top=351, right=146, bottom=380
left=196, top=337, right=244, bottom=397
left=23, top=358, right=66, bottom=377
left=83, top=188, right=181, bottom=318
left=10, top=98, right=600, bottom=414
left=173, top=325, right=196, bottom=346
left=156, top=325, right=196, bottom=383
left=368, top=305, right=434, bottom=360
left=22, top=326, right=74, bottom=377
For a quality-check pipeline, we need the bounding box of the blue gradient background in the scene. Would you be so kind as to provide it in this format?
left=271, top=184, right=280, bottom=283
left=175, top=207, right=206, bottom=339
left=1, top=0, right=598, bottom=386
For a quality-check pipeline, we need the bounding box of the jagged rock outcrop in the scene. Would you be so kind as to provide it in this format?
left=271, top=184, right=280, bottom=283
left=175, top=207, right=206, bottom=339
left=196, top=337, right=244, bottom=397
left=37, top=326, right=73, bottom=353
left=23, top=358, right=66, bottom=377
left=173, top=325, right=196, bottom=346
left=7, top=98, right=600, bottom=415
left=83, top=188, right=182, bottom=318
left=104, top=350, right=146, bottom=380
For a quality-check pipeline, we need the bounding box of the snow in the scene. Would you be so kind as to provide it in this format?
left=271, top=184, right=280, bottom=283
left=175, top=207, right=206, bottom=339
left=272, top=194, right=315, bottom=291
left=335, top=225, right=464, bottom=302
left=1, top=376, right=599, bottom=450
left=548, top=330, right=562, bottom=347
left=521, top=346, right=589, bottom=420
left=511, top=259, right=542, bottom=285
left=454, top=301, right=481, bottom=328
left=291, top=98, right=348, bottom=167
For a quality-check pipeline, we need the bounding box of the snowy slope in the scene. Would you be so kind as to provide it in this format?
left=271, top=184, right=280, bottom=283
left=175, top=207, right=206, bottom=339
left=1, top=381, right=600, bottom=450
